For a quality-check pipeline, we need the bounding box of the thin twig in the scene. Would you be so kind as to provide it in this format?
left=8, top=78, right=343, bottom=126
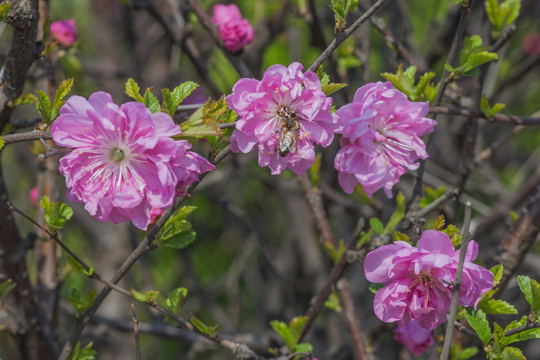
left=429, top=106, right=540, bottom=125
left=440, top=201, right=472, bottom=360
left=1, top=130, right=52, bottom=145
left=307, top=0, right=390, bottom=72
left=131, top=305, right=141, bottom=360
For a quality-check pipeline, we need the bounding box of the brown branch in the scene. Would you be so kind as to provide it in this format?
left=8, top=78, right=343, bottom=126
left=429, top=106, right=540, bottom=126
left=1, top=130, right=52, bottom=145
left=131, top=305, right=141, bottom=360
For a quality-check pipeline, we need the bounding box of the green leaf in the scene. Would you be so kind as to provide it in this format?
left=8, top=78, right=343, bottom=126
left=310, top=153, right=322, bottom=188
left=465, top=308, right=491, bottom=345
left=143, top=88, right=160, bottom=114
left=531, top=278, right=540, bottom=315
left=316, top=68, right=330, bottom=86
left=324, top=291, right=341, bottom=311
left=270, top=320, right=294, bottom=350
left=451, top=234, right=462, bottom=247
left=478, top=299, right=518, bottom=315
left=0, top=2, right=11, bottom=22
left=442, top=224, right=460, bottom=238
left=40, top=196, right=73, bottom=232
left=69, top=288, right=97, bottom=316
left=500, top=346, right=526, bottom=360
left=51, top=78, right=74, bottom=122
left=292, top=342, right=313, bottom=354
left=130, top=289, right=167, bottom=308
left=157, top=206, right=197, bottom=249
left=368, top=283, right=384, bottom=294
left=384, top=192, right=405, bottom=232
left=191, top=314, right=218, bottom=337
left=369, top=217, right=384, bottom=235
left=289, top=316, right=307, bottom=345
left=36, top=90, right=52, bottom=124
left=517, top=275, right=533, bottom=309
left=431, top=214, right=445, bottom=230
left=381, top=65, right=438, bottom=103
left=324, top=239, right=346, bottom=264
left=162, top=81, right=199, bottom=117
left=165, top=287, right=188, bottom=314
left=68, top=341, right=96, bottom=360
left=419, top=185, right=448, bottom=208
left=11, top=93, right=36, bottom=107
left=0, top=136, right=4, bottom=151
left=179, top=97, right=224, bottom=138
left=321, top=83, right=347, bottom=96
left=450, top=35, right=498, bottom=78
left=486, top=0, right=521, bottom=38
left=481, top=94, right=506, bottom=119
left=67, top=256, right=93, bottom=277
left=125, top=78, right=144, bottom=102
left=456, top=346, right=479, bottom=360
left=491, top=264, right=504, bottom=287
left=392, top=231, right=410, bottom=244
left=0, top=279, right=16, bottom=300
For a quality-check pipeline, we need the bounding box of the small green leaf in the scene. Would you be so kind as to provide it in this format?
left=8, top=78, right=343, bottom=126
left=392, top=231, right=410, bottom=244
left=51, top=78, right=74, bottom=121
left=493, top=322, right=506, bottom=351
left=125, top=78, right=144, bottom=102
left=486, top=0, right=521, bottom=38
left=500, top=346, right=526, bottom=360
left=143, top=88, right=160, bottom=114
left=310, top=153, right=322, bottom=188
left=456, top=346, right=479, bottom=360
left=270, top=320, right=295, bottom=350
left=179, top=97, right=224, bottom=138
left=11, top=93, right=36, bottom=107
left=157, top=206, right=197, bottom=249
left=40, top=196, right=73, bottom=232
left=165, top=287, right=188, bottom=314
left=191, top=314, right=218, bottom=337
left=0, top=2, right=12, bottom=22
left=324, top=291, right=341, bottom=311
left=161, top=81, right=199, bottom=117
left=531, top=278, right=540, bottom=315
left=69, top=288, right=96, bottom=316
left=419, top=185, right=448, bottom=208
left=67, top=256, right=93, bottom=276
left=36, top=90, right=52, bottom=124
left=292, top=342, right=313, bottom=354
left=369, top=217, right=384, bottom=235
left=431, top=215, right=445, bottom=230
left=0, top=279, right=16, bottom=299
left=381, top=65, right=438, bottom=103
left=442, top=224, right=460, bottom=238
left=478, top=299, right=518, bottom=315
left=289, top=316, right=307, bottom=345
left=451, top=234, right=462, bottom=247
left=465, top=308, right=491, bottom=345
left=316, top=67, right=330, bottom=86
left=324, top=239, right=346, bottom=264
left=321, top=83, right=347, bottom=96
left=131, top=289, right=148, bottom=303
left=68, top=341, right=96, bottom=360
left=491, top=264, right=504, bottom=287
left=0, top=136, right=4, bottom=151
left=517, top=275, right=533, bottom=309
left=369, top=283, right=384, bottom=294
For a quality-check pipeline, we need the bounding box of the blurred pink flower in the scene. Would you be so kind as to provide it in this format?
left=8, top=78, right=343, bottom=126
left=29, top=187, right=39, bottom=206
left=364, top=230, right=493, bottom=330
left=394, top=320, right=434, bottom=355
left=227, top=62, right=340, bottom=175
left=50, top=19, right=77, bottom=47
left=212, top=4, right=254, bottom=51
left=334, top=81, right=436, bottom=197
left=522, top=32, right=540, bottom=56
left=51, top=92, right=214, bottom=230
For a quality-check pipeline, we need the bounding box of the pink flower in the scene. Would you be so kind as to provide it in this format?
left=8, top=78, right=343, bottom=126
left=50, top=19, right=77, bottom=47
left=522, top=32, right=540, bottom=56
left=334, top=82, right=436, bottom=197
left=51, top=92, right=214, bottom=230
left=227, top=62, right=340, bottom=175
left=29, top=187, right=39, bottom=206
left=212, top=4, right=254, bottom=51
left=364, top=230, right=493, bottom=329
left=394, top=320, right=434, bottom=356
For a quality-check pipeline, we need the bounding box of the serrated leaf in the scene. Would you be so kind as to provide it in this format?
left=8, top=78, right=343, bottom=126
left=143, top=89, right=160, bottom=114
left=478, top=299, right=518, bottom=315
left=40, top=196, right=73, bottom=232
left=270, top=320, right=295, bottom=350
left=369, top=217, right=384, bottom=235
left=67, top=256, right=93, bottom=276
left=125, top=78, right=144, bottom=102
left=415, top=72, right=436, bottom=98
left=292, top=342, right=313, bottom=354
left=289, top=316, right=307, bottom=344
left=384, top=192, right=405, bottom=232
left=36, top=90, right=52, bottom=124
left=500, top=346, right=526, bottom=360
left=491, top=264, right=504, bottom=287
left=419, top=185, right=447, bottom=208
left=162, top=81, right=199, bottom=116
left=531, top=278, right=540, bottom=315
left=69, top=288, right=96, bottom=316
left=131, top=289, right=148, bottom=303
left=51, top=78, right=74, bottom=121
left=493, top=322, right=506, bottom=351
left=316, top=67, right=330, bottom=86
left=517, top=275, right=532, bottom=309
left=0, top=279, right=16, bottom=300
left=158, top=206, right=197, bottom=249
left=369, top=283, right=384, bottom=294
left=191, top=314, right=218, bottom=337
left=166, top=287, right=188, bottom=314
left=451, top=234, right=462, bottom=247
left=431, top=215, right=445, bottom=230
left=465, top=308, right=491, bottom=345
left=179, top=97, right=224, bottom=138
left=457, top=346, right=479, bottom=360
left=442, top=224, right=460, bottom=238
left=68, top=341, right=96, bottom=360
left=324, top=291, right=341, bottom=311
left=11, top=93, right=36, bottom=107
left=321, top=83, right=347, bottom=96
left=392, top=231, right=410, bottom=244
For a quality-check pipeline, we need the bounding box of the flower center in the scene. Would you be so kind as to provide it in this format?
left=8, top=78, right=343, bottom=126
left=110, top=147, right=126, bottom=163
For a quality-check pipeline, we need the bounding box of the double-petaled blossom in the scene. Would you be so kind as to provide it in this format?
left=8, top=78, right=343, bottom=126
left=394, top=320, right=434, bottom=356
left=227, top=62, right=341, bottom=175
left=51, top=91, right=214, bottom=230
left=334, top=81, right=436, bottom=197
left=212, top=4, right=254, bottom=51
left=364, top=230, right=494, bottom=330
left=51, top=19, right=77, bottom=47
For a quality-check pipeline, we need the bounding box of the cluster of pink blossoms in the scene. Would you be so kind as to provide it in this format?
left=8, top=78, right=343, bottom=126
left=212, top=4, right=254, bottom=51
left=335, top=81, right=436, bottom=198
left=364, top=230, right=493, bottom=331
left=50, top=19, right=77, bottom=48
left=51, top=92, right=214, bottom=230
left=227, top=62, right=340, bottom=175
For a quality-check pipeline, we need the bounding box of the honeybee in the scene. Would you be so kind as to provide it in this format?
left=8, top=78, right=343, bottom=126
left=276, top=108, right=300, bottom=157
